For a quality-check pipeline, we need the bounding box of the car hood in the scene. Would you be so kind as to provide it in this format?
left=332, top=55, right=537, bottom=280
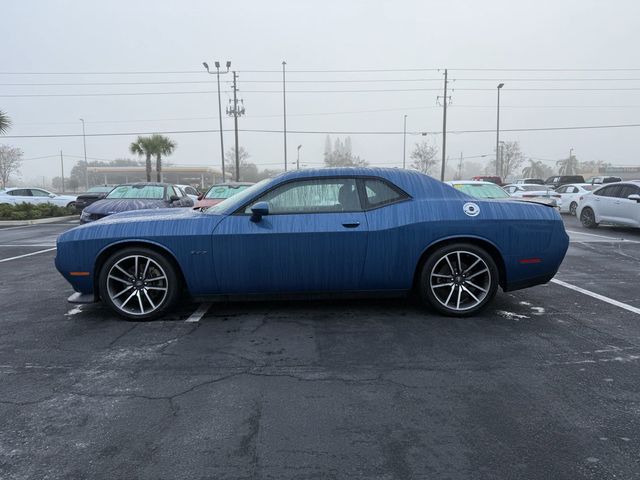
left=94, top=206, right=204, bottom=224
left=498, top=197, right=557, bottom=208
left=83, top=198, right=168, bottom=214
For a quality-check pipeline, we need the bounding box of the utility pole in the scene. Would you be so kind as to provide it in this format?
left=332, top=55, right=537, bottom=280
left=80, top=118, right=88, bottom=189
left=438, top=69, right=450, bottom=181
left=226, top=71, right=245, bottom=182
left=456, top=152, right=463, bottom=180
left=403, top=115, right=407, bottom=169
left=297, top=144, right=302, bottom=170
left=282, top=61, right=288, bottom=172
left=495, top=83, right=504, bottom=176
left=203, top=61, right=231, bottom=182
left=60, top=150, right=65, bottom=192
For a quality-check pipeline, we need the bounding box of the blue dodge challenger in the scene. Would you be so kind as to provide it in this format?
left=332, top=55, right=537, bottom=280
left=55, top=168, right=569, bottom=320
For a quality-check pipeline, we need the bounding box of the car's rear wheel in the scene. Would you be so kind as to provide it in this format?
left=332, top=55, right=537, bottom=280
left=66, top=201, right=76, bottom=210
left=99, top=247, right=180, bottom=321
left=420, top=243, right=499, bottom=317
left=569, top=202, right=578, bottom=216
left=580, top=207, right=598, bottom=229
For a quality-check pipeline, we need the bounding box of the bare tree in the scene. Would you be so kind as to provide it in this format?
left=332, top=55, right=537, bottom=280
left=323, top=136, right=368, bottom=167
left=409, top=140, right=438, bottom=175
left=0, top=145, right=22, bottom=189
left=486, top=141, right=525, bottom=179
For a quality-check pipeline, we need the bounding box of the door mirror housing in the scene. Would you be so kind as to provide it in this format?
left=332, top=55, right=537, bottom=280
left=628, top=194, right=640, bottom=202
left=169, top=195, right=181, bottom=203
left=197, top=192, right=204, bottom=201
left=49, top=193, right=56, bottom=198
left=250, top=201, right=269, bottom=222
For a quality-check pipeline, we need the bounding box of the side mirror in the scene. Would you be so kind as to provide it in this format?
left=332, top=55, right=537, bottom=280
left=197, top=193, right=204, bottom=201
left=628, top=194, right=640, bottom=203
left=250, top=201, right=269, bottom=222
left=49, top=193, right=56, bottom=198
left=169, top=195, right=181, bottom=203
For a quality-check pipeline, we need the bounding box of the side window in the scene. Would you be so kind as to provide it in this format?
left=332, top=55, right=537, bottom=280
left=246, top=178, right=361, bottom=214
left=595, top=185, right=620, bottom=197
left=167, top=186, right=177, bottom=198
left=555, top=186, right=567, bottom=193
left=186, top=186, right=198, bottom=196
left=30, top=189, right=51, bottom=197
left=11, top=189, right=31, bottom=196
left=617, top=185, right=639, bottom=199
left=362, top=178, right=407, bottom=209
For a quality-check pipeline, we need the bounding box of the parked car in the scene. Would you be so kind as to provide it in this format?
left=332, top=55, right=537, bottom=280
left=513, top=178, right=545, bottom=185
left=195, top=182, right=254, bottom=209
left=56, top=168, right=569, bottom=320
left=448, top=181, right=558, bottom=207
left=585, top=176, right=622, bottom=185
left=544, top=175, right=585, bottom=189
left=503, top=184, right=556, bottom=197
left=79, top=183, right=194, bottom=223
left=74, top=185, right=115, bottom=213
left=175, top=184, right=200, bottom=201
left=553, top=183, right=597, bottom=215
left=577, top=181, right=640, bottom=228
left=471, top=176, right=503, bottom=185
left=0, top=187, right=77, bottom=208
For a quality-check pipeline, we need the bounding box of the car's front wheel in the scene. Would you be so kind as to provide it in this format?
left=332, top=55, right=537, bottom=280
left=98, top=247, right=180, bottom=321
left=66, top=201, right=76, bottom=210
left=420, top=243, right=499, bottom=317
left=569, top=202, right=578, bottom=216
left=580, top=207, right=598, bottom=229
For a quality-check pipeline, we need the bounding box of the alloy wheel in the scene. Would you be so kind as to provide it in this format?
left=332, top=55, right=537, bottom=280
left=429, top=250, right=491, bottom=312
left=106, top=255, right=169, bottom=316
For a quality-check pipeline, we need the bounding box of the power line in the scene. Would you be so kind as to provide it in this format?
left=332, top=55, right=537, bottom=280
left=5, top=122, right=640, bottom=139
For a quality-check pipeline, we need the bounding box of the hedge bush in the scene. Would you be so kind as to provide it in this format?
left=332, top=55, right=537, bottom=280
left=0, top=202, right=75, bottom=220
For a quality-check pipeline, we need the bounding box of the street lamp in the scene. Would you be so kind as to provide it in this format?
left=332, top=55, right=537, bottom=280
left=403, top=115, right=407, bottom=169
left=495, top=83, right=504, bottom=177
left=297, top=144, right=302, bottom=170
left=203, top=60, right=231, bottom=182
left=79, top=118, right=88, bottom=189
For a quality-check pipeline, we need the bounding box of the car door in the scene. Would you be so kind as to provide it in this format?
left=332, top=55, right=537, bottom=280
left=212, top=177, right=369, bottom=294
left=7, top=189, right=33, bottom=205
left=29, top=188, right=55, bottom=206
left=592, top=185, right=622, bottom=221
left=611, top=185, right=640, bottom=226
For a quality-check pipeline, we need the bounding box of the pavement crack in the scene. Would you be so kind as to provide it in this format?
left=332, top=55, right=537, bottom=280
left=108, top=324, right=138, bottom=348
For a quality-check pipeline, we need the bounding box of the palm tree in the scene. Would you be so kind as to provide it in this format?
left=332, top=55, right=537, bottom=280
left=148, top=134, right=176, bottom=182
left=0, top=109, right=11, bottom=135
left=556, top=154, right=580, bottom=175
left=521, top=159, right=546, bottom=179
left=129, top=136, right=155, bottom=181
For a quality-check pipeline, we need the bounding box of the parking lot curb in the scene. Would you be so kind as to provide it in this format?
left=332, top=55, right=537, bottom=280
left=0, top=215, right=80, bottom=226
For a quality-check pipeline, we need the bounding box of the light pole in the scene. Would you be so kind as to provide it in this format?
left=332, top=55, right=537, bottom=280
left=297, top=144, right=302, bottom=170
left=403, top=115, right=407, bottom=169
left=569, top=148, right=574, bottom=174
left=80, top=118, right=88, bottom=189
left=282, top=61, right=288, bottom=172
left=495, top=83, right=504, bottom=177
left=499, top=140, right=506, bottom=178
left=203, top=60, right=231, bottom=182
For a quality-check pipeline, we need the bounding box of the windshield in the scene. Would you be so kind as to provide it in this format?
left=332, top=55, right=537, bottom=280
left=206, top=179, right=271, bottom=214
left=106, top=185, right=165, bottom=199
left=205, top=184, right=251, bottom=200
left=451, top=183, right=510, bottom=199
left=521, top=185, right=548, bottom=191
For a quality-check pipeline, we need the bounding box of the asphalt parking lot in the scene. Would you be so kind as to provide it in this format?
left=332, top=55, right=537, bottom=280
left=1, top=216, right=640, bottom=480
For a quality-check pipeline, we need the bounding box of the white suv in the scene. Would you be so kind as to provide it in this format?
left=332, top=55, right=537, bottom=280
left=577, top=181, right=640, bottom=228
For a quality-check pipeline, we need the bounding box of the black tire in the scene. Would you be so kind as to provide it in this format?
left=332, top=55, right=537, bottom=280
left=98, top=247, right=180, bottom=321
left=66, top=201, right=76, bottom=210
left=419, top=243, right=499, bottom=317
left=580, top=207, right=598, bottom=229
left=569, top=202, right=578, bottom=216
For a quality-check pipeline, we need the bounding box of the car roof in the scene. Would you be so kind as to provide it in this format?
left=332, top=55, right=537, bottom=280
left=210, top=182, right=254, bottom=187
left=505, top=183, right=548, bottom=188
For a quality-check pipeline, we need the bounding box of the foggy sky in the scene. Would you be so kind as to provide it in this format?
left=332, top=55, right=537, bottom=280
left=3, top=0, right=640, bottom=185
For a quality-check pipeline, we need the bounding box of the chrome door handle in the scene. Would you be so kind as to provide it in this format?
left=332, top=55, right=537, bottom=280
left=342, top=222, right=360, bottom=228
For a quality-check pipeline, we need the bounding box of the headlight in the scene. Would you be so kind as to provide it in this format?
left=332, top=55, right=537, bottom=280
left=80, top=210, right=90, bottom=221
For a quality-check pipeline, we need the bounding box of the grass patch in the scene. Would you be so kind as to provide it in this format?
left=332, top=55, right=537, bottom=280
left=0, top=202, right=75, bottom=221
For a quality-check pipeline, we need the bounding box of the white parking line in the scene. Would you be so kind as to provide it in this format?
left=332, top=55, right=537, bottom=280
left=551, top=278, right=640, bottom=315
left=185, top=303, right=212, bottom=323
left=565, top=229, right=640, bottom=244
left=0, top=247, right=57, bottom=263
left=0, top=225, right=36, bottom=231
left=0, top=244, right=56, bottom=247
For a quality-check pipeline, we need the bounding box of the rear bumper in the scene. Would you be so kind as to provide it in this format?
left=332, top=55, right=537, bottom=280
left=503, top=272, right=556, bottom=292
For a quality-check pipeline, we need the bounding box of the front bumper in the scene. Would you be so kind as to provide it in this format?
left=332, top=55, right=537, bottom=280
left=68, top=292, right=97, bottom=304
